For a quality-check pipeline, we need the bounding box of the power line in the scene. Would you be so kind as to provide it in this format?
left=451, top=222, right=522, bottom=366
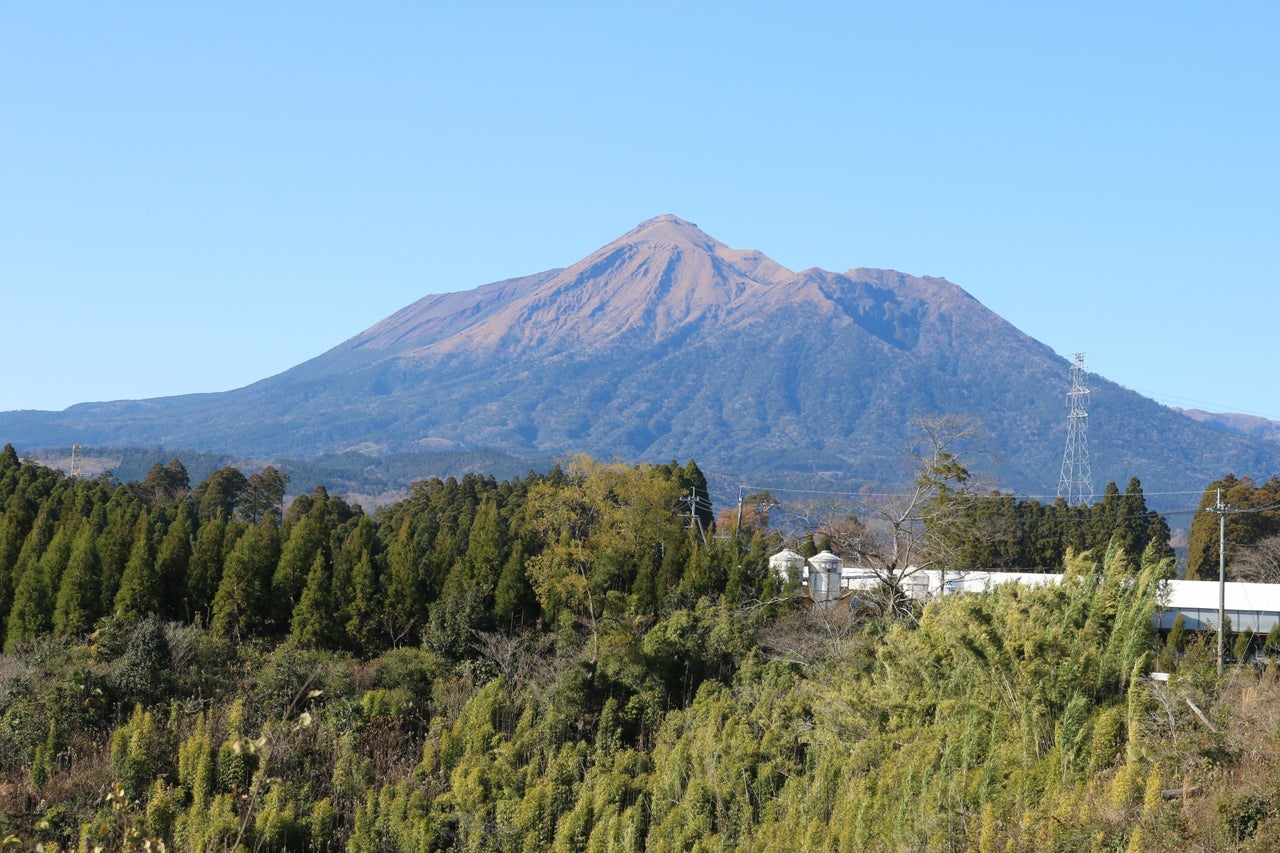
left=733, top=496, right=1203, bottom=530
left=737, top=481, right=1210, bottom=504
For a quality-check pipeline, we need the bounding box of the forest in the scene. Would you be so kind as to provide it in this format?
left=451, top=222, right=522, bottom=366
left=1, top=440, right=1280, bottom=851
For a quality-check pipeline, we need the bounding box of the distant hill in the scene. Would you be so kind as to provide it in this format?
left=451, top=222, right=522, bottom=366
left=4, top=214, right=1280, bottom=508
left=1174, top=408, right=1280, bottom=444
left=23, top=444, right=552, bottom=510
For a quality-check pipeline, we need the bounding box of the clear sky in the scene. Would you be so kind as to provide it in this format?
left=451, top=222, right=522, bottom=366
left=2, top=3, right=1277, bottom=422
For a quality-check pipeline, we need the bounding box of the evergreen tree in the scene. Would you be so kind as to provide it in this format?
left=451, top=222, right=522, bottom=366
left=193, top=466, right=247, bottom=523
left=97, top=487, right=145, bottom=614
left=345, top=551, right=380, bottom=653
left=140, top=459, right=191, bottom=506
left=290, top=551, right=341, bottom=648
left=53, top=525, right=102, bottom=636
left=1088, top=481, right=1123, bottom=556
left=422, top=496, right=510, bottom=654
left=4, top=527, right=60, bottom=650
left=338, top=516, right=381, bottom=651
left=0, top=510, right=27, bottom=640
left=1114, top=477, right=1151, bottom=570
left=1144, top=512, right=1175, bottom=565
left=272, top=513, right=327, bottom=627
left=2, top=503, right=66, bottom=649
left=669, top=459, right=715, bottom=538
left=423, top=564, right=488, bottom=660
left=239, top=466, right=288, bottom=524
left=13, top=504, right=56, bottom=586
left=211, top=521, right=280, bottom=640
left=380, top=517, right=425, bottom=648
left=114, top=511, right=160, bottom=618
left=113, top=615, right=173, bottom=705
left=36, top=527, right=73, bottom=612
left=1188, top=474, right=1280, bottom=580
left=494, top=541, right=535, bottom=627
left=0, top=443, right=18, bottom=473
left=154, top=508, right=194, bottom=621
left=185, top=517, right=227, bottom=623
left=463, top=497, right=505, bottom=591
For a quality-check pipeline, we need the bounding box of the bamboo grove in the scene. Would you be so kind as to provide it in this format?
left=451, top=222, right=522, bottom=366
left=2, top=443, right=1280, bottom=851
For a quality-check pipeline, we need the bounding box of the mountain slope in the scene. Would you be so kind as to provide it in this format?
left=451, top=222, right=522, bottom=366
left=1174, top=408, right=1280, bottom=444
left=2, top=215, right=1278, bottom=502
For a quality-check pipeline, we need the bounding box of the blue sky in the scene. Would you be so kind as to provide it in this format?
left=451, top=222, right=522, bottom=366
left=2, top=3, right=1277, bottom=423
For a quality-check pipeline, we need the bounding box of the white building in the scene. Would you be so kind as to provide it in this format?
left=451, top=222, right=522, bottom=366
left=770, top=548, right=1280, bottom=633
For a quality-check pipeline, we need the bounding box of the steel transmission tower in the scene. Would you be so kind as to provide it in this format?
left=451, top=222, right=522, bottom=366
left=1057, top=353, right=1094, bottom=505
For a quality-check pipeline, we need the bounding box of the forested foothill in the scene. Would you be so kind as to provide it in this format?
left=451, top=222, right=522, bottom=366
left=2, top=440, right=1280, bottom=851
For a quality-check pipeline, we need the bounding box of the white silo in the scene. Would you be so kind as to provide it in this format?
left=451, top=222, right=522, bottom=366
left=808, top=550, right=843, bottom=607
left=769, top=549, right=806, bottom=586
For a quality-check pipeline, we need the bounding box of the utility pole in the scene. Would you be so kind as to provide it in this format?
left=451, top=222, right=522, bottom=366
left=1206, top=488, right=1229, bottom=675
left=682, top=487, right=706, bottom=544
left=734, top=486, right=745, bottom=582
left=1200, top=490, right=1280, bottom=674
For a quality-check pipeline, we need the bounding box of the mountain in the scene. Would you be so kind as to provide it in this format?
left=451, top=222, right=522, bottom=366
left=1174, top=408, right=1280, bottom=444
left=4, top=214, right=1279, bottom=505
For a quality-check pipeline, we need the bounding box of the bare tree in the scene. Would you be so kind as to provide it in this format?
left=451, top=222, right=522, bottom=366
left=756, top=596, right=868, bottom=668
left=749, top=416, right=993, bottom=623
left=854, top=415, right=992, bottom=619
left=1232, top=535, right=1280, bottom=583
left=817, top=513, right=873, bottom=562
left=471, top=629, right=559, bottom=694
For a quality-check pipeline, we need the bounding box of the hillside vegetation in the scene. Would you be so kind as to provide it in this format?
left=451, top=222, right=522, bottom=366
left=0, top=444, right=1278, bottom=851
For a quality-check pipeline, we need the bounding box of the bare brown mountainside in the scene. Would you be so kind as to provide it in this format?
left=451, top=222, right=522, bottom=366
left=3, top=214, right=1280, bottom=506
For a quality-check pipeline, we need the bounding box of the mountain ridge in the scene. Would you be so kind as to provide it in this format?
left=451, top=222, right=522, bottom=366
left=2, top=215, right=1279, bottom=505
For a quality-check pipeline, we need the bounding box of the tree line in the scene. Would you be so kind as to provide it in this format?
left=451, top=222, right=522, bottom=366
left=0, top=446, right=724, bottom=656
left=3, top=439, right=1280, bottom=850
